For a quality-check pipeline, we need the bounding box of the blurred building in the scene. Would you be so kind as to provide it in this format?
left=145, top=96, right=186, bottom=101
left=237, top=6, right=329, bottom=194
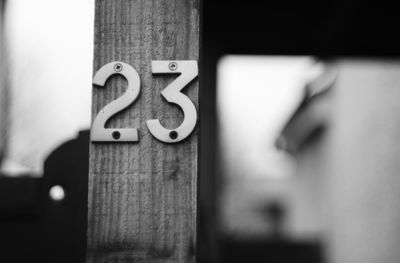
left=280, top=59, right=400, bottom=263
left=216, top=56, right=325, bottom=263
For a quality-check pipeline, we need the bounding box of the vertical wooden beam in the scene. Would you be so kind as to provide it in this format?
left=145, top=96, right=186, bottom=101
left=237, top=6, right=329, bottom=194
left=87, top=0, right=199, bottom=262
left=0, top=0, right=8, bottom=160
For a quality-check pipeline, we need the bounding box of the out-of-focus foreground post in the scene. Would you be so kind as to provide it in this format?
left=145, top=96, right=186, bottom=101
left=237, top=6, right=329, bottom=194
left=86, top=0, right=199, bottom=262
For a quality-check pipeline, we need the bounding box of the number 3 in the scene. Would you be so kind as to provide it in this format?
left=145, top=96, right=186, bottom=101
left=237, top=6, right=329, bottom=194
left=146, top=60, right=198, bottom=143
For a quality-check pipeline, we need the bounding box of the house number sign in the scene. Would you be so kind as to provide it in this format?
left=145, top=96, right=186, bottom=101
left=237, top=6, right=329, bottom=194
left=91, top=60, right=198, bottom=143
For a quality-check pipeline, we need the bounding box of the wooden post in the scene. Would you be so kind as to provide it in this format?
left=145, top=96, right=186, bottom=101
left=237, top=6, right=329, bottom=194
left=87, top=0, right=199, bottom=262
left=0, top=0, right=7, bottom=160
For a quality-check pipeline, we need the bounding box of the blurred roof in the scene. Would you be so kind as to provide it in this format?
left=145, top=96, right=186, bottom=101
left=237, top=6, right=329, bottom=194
left=276, top=63, right=337, bottom=154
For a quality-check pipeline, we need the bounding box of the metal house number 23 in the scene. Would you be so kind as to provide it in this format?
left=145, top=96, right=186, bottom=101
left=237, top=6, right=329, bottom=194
left=90, top=60, right=198, bottom=144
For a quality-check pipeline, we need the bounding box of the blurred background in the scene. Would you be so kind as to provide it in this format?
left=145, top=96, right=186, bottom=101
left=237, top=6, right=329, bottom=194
left=0, top=0, right=93, bottom=262
left=3, top=0, right=93, bottom=176
left=200, top=1, right=400, bottom=262
left=217, top=56, right=319, bottom=240
left=214, top=55, right=325, bottom=262
left=213, top=56, right=400, bottom=263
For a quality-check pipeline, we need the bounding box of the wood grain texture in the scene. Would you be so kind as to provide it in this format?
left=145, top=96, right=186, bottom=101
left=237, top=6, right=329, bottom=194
left=87, top=0, right=199, bottom=262
left=0, top=1, right=8, bottom=159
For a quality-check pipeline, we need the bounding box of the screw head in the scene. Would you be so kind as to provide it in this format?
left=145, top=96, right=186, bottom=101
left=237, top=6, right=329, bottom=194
left=168, top=62, right=178, bottom=71
left=112, top=131, right=121, bottom=140
left=114, top=63, right=123, bottom=72
left=169, top=130, right=178, bottom=140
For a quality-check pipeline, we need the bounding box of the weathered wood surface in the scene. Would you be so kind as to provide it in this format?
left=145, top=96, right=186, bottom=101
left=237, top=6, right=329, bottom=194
left=0, top=0, right=7, bottom=159
left=87, top=0, right=199, bottom=262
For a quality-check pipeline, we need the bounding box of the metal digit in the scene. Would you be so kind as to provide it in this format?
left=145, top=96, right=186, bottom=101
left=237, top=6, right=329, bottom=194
left=146, top=60, right=198, bottom=143
left=91, top=61, right=140, bottom=142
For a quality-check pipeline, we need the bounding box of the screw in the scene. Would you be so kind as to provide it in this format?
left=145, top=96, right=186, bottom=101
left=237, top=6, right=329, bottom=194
left=168, top=62, right=178, bottom=71
left=169, top=130, right=178, bottom=139
left=112, top=131, right=121, bottom=140
left=114, top=63, right=123, bottom=72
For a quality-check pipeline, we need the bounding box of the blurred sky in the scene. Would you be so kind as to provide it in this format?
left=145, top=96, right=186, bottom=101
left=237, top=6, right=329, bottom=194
left=218, top=55, right=312, bottom=180
left=4, top=0, right=94, bottom=175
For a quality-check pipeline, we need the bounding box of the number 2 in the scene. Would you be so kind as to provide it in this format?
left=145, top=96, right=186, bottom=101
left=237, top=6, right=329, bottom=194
left=146, top=60, right=198, bottom=143
left=91, top=61, right=140, bottom=142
